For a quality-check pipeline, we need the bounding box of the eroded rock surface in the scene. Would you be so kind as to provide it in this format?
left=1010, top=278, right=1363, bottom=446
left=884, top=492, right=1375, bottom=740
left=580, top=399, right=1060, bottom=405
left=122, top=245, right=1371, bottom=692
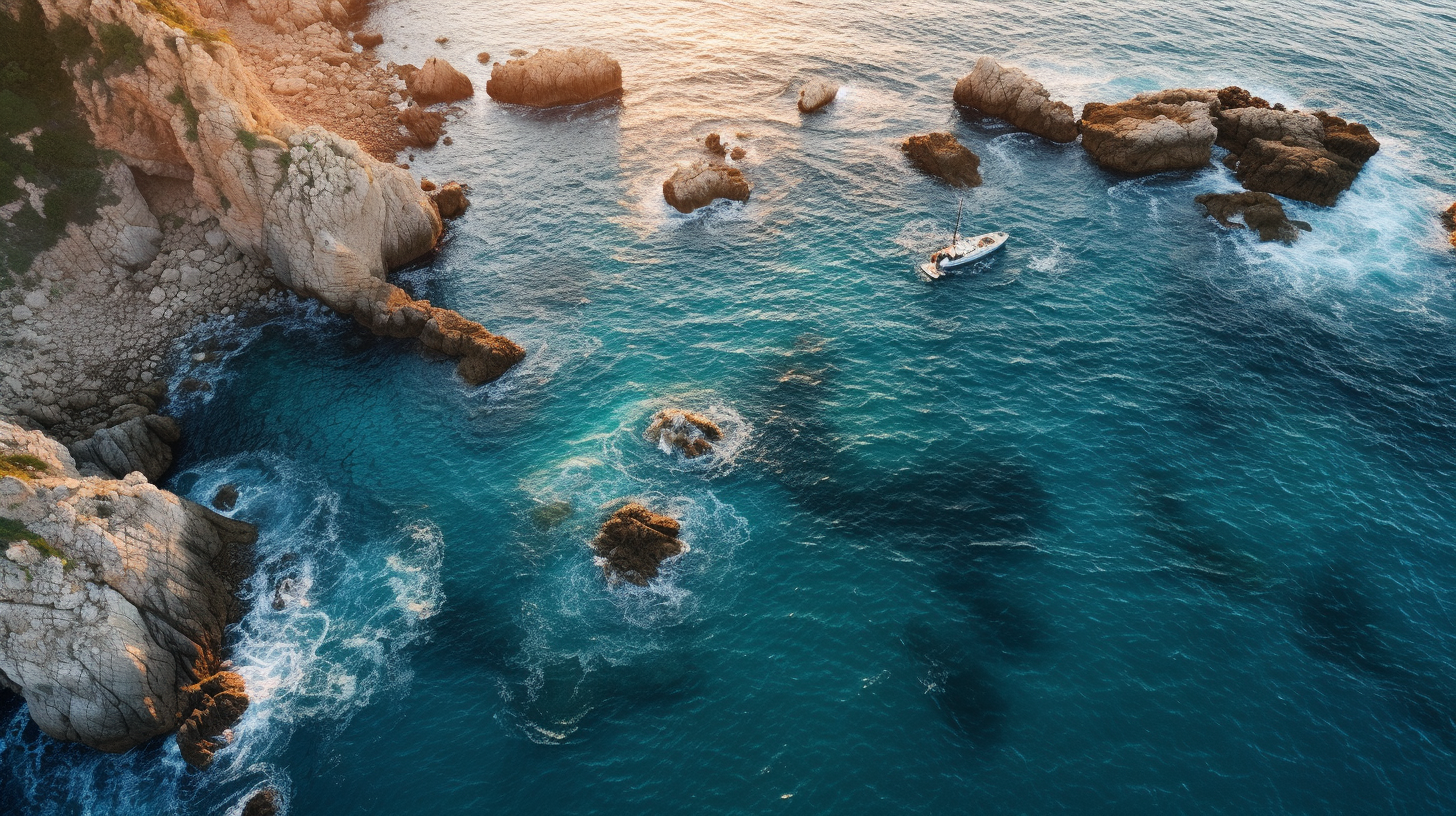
left=68, top=414, right=181, bottom=481
left=353, top=285, right=525, bottom=385
left=646, top=409, right=723, bottom=458
left=486, top=48, right=623, bottom=108
left=1079, top=89, right=1219, bottom=174
left=1442, top=203, right=1456, bottom=249
left=797, top=78, right=839, bottom=113
left=591, top=503, right=687, bottom=586
left=953, top=57, right=1077, bottom=143
left=399, top=104, right=446, bottom=147
left=662, top=162, right=751, bottom=213
left=1196, top=191, right=1310, bottom=243
left=429, top=181, right=469, bottom=219
left=1214, top=100, right=1380, bottom=206
left=406, top=56, right=474, bottom=105
left=902, top=132, right=983, bottom=187
left=0, top=420, right=255, bottom=758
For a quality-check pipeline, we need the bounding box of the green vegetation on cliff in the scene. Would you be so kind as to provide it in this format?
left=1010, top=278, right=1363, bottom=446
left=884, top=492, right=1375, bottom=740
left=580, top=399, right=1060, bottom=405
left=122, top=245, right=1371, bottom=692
left=0, top=0, right=110, bottom=287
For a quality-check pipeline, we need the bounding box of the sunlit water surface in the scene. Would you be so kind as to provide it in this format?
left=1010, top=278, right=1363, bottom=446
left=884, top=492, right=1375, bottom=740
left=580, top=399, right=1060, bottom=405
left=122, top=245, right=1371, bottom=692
left=5, top=0, right=1456, bottom=813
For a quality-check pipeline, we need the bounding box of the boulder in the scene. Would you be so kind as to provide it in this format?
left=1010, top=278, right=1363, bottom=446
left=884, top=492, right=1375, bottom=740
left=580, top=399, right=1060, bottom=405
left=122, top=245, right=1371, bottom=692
left=353, top=30, right=383, bottom=48
left=1079, top=89, right=1219, bottom=173
left=429, top=181, right=469, bottom=218
left=704, top=132, right=728, bottom=156
left=662, top=162, right=752, bottom=213
left=242, top=789, right=281, bottom=816
left=176, top=670, right=250, bottom=768
left=399, top=103, right=446, bottom=147
left=797, top=78, right=839, bottom=113
left=0, top=421, right=256, bottom=757
left=1214, top=106, right=1325, bottom=155
left=485, top=48, right=622, bottom=108
left=590, top=503, right=687, bottom=586
left=952, top=57, right=1077, bottom=143
left=213, top=483, right=239, bottom=511
left=1216, top=85, right=1271, bottom=112
left=1443, top=202, right=1456, bottom=249
left=1195, top=191, right=1310, bottom=243
left=476, top=51, right=490, bottom=64
left=406, top=56, right=475, bottom=105
left=901, top=132, right=982, bottom=187
left=1314, top=111, right=1380, bottom=165
left=1214, top=104, right=1380, bottom=206
left=68, top=414, right=181, bottom=481
left=645, top=409, right=723, bottom=458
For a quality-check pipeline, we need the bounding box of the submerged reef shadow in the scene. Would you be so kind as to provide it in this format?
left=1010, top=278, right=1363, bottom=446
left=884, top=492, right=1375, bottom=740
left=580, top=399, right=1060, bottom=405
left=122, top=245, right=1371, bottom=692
left=1130, top=465, right=1276, bottom=591
left=901, top=616, right=1011, bottom=747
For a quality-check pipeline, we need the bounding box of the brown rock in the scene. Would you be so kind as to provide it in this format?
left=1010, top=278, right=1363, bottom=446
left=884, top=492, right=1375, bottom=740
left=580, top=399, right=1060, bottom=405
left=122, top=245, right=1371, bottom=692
left=1214, top=104, right=1379, bottom=206
left=591, top=503, right=687, bottom=586
left=242, top=790, right=280, bottom=816
left=406, top=57, right=475, bottom=105
left=430, top=181, right=469, bottom=218
left=797, top=78, right=839, bottom=113
left=1216, top=86, right=1270, bottom=111
left=1442, top=203, right=1456, bottom=249
left=420, top=178, right=437, bottom=192
left=662, top=162, right=752, bottom=213
left=1079, top=89, right=1219, bottom=174
left=901, top=132, right=982, bottom=187
left=1313, top=111, right=1380, bottom=165
left=212, top=483, right=239, bottom=511
left=352, top=285, right=525, bottom=385
left=730, top=146, right=746, bottom=160
left=399, top=104, right=446, bottom=147
left=953, top=57, right=1077, bottom=143
left=353, top=31, right=384, bottom=48
left=486, top=48, right=622, bottom=108
left=704, top=132, right=728, bottom=156
left=1232, top=138, right=1361, bottom=207
left=646, top=409, right=723, bottom=458
left=1195, top=191, right=1310, bottom=243
left=176, top=671, right=250, bottom=769
left=477, top=52, right=491, bottom=64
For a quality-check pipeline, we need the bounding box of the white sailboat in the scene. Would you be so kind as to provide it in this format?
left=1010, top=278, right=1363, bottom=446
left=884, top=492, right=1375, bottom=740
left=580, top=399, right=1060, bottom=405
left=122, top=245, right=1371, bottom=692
left=918, top=199, right=1008, bottom=280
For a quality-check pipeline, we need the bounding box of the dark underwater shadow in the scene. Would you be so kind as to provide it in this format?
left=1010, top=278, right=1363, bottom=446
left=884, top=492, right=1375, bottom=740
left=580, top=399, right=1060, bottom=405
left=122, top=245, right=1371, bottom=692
left=901, top=617, right=1011, bottom=747
left=1293, top=562, right=1456, bottom=748
left=1130, top=466, right=1276, bottom=591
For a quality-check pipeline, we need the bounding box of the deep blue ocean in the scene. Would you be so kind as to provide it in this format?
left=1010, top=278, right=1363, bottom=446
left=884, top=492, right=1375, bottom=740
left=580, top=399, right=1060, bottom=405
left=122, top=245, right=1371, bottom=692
left=6, top=0, right=1456, bottom=813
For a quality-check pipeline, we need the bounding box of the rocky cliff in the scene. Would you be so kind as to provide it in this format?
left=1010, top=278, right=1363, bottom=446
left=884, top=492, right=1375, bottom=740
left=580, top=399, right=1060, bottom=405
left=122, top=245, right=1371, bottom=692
left=0, top=419, right=255, bottom=758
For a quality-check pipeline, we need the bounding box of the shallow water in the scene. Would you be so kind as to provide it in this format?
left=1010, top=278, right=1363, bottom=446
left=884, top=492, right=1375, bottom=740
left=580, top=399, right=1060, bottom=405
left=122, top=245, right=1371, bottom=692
left=6, top=0, right=1456, bottom=813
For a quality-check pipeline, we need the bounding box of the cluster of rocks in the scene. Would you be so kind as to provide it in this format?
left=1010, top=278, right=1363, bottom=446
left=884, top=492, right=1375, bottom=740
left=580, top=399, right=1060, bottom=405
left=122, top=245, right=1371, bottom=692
left=645, top=409, right=724, bottom=458
left=953, top=56, right=1077, bottom=142
left=0, top=420, right=255, bottom=763
left=590, top=503, right=687, bottom=586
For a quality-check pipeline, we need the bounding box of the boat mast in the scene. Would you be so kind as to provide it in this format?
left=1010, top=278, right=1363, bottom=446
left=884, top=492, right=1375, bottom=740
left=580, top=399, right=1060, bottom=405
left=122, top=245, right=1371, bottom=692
left=952, top=197, right=963, bottom=247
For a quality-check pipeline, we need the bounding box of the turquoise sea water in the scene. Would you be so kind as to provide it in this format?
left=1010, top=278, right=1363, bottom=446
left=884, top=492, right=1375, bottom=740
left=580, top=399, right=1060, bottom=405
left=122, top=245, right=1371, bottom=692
left=6, top=0, right=1456, bottom=813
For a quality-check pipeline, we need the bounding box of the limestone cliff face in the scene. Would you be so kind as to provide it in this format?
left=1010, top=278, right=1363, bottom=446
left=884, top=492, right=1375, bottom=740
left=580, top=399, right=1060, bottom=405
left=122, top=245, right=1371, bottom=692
left=0, top=419, right=255, bottom=756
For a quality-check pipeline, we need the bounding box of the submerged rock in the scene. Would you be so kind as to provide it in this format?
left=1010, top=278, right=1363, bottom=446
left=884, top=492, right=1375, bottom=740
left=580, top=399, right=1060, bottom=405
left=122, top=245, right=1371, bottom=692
left=0, top=421, right=257, bottom=756
left=429, top=181, right=469, bottom=218
left=646, top=409, right=723, bottom=458
left=486, top=48, right=623, bottom=108
left=797, top=78, right=839, bottom=113
left=591, top=503, right=687, bottom=586
left=952, top=56, right=1077, bottom=143
left=1215, top=104, right=1380, bottom=206
left=213, top=483, right=239, bottom=511
left=406, top=56, right=475, bottom=105
left=901, top=132, right=983, bottom=187
left=399, top=103, right=446, bottom=147
left=1195, top=191, right=1311, bottom=243
left=1443, top=203, right=1456, bottom=249
left=1079, top=89, right=1219, bottom=173
left=662, top=161, right=752, bottom=213
left=176, top=670, right=250, bottom=769
left=530, top=500, right=574, bottom=529
left=68, top=414, right=181, bottom=481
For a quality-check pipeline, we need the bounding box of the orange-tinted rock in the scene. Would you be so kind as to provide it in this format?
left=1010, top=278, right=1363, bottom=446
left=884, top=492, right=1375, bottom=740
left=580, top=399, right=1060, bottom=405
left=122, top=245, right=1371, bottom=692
left=176, top=671, right=249, bottom=769
left=352, top=285, right=525, bottom=385
left=1079, top=89, right=1219, bottom=173
left=662, top=162, right=752, bottom=213
left=591, top=503, right=687, bottom=586
left=1443, top=203, right=1456, bottom=249
left=953, top=57, right=1076, bottom=143
left=1216, top=86, right=1270, bottom=111
left=901, top=132, right=982, bottom=187
left=705, top=132, right=728, bottom=156
left=429, top=181, right=468, bottom=218
left=486, top=48, right=622, bottom=108
left=399, top=103, right=445, bottom=147
left=646, top=409, right=723, bottom=458
left=406, top=56, right=474, bottom=105
left=797, top=78, right=839, bottom=113
left=353, top=31, right=384, bottom=48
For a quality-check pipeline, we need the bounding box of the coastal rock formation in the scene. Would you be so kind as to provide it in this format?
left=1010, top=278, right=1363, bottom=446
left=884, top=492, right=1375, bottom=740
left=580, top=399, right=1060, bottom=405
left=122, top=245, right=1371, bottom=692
left=0, top=420, right=255, bottom=758
left=352, top=285, right=525, bottom=385
left=797, top=78, right=839, bottom=113
left=399, top=103, right=446, bottom=147
left=1214, top=102, right=1380, bottom=206
left=405, top=57, right=474, bottom=105
left=1195, top=191, right=1310, bottom=243
left=662, top=162, right=752, bottom=213
left=591, top=503, right=687, bottom=586
left=1217, top=85, right=1272, bottom=112
left=705, top=132, right=728, bottom=157
left=646, top=409, right=723, bottom=458
left=1443, top=203, right=1456, bottom=249
left=429, top=182, right=469, bottom=219
left=67, top=414, right=181, bottom=481
left=952, top=57, right=1077, bottom=143
left=39, top=162, right=164, bottom=272
left=242, top=789, right=281, bottom=816
left=1079, top=89, right=1219, bottom=173
left=485, top=48, right=623, bottom=108
left=901, top=132, right=983, bottom=187
left=176, top=669, right=250, bottom=768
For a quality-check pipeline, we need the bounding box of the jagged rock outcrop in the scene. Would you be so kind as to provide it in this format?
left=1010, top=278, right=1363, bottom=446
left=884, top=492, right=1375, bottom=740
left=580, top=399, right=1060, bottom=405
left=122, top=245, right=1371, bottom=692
left=953, top=57, right=1077, bottom=143
left=1214, top=100, right=1380, bottom=206
left=1195, top=191, right=1311, bottom=243
left=645, top=409, right=723, bottom=458
left=1442, top=203, right=1456, bottom=249
left=590, top=503, right=687, bottom=586
left=1079, top=89, right=1219, bottom=173
left=68, top=414, right=181, bottom=481
left=242, top=0, right=368, bottom=30
left=399, top=104, right=446, bottom=147
left=352, top=285, right=525, bottom=385
left=405, top=56, right=474, bottom=105
left=662, top=161, right=751, bottom=213
left=176, top=669, right=249, bottom=767
left=797, top=78, right=839, bottom=113
left=901, top=132, right=983, bottom=187
left=1217, top=85, right=1272, bottom=112
left=34, top=0, right=522, bottom=384
left=485, top=47, right=623, bottom=108
left=0, top=420, right=255, bottom=759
